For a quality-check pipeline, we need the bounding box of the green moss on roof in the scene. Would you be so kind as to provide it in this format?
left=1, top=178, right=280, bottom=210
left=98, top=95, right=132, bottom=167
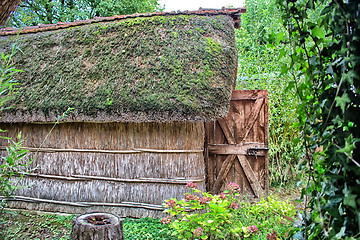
left=0, top=14, right=237, bottom=122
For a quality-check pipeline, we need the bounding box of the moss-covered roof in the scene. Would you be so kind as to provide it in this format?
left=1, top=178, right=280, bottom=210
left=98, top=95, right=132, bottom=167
left=0, top=12, right=239, bottom=123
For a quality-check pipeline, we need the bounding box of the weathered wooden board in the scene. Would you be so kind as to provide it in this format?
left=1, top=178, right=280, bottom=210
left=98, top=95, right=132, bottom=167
left=205, top=90, right=269, bottom=197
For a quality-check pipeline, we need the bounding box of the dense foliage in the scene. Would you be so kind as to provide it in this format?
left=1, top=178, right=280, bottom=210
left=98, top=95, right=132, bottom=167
left=10, top=0, right=162, bottom=27
left=276, top=0, right=359, bottom=238
left=236, top=0, right=304, bottom=186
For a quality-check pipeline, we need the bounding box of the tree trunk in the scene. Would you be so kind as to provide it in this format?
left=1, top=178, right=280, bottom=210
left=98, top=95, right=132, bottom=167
left=71, top=212, right=123, bottom=240
left=0, top=0, right=21, bottom=26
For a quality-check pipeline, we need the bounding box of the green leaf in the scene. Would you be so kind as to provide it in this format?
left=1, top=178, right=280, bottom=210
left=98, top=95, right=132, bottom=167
left=343, top=186, right=357, bottom=209
left=335, top=93, right=351, bottom=113
left=311, top=27, right=325, bottom=40
left=276, top=31, right=284, bottom=45
left=335, top=227, right=346, bottom=239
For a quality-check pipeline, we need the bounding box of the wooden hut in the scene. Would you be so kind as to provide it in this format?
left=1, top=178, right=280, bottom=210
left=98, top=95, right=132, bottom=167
left=0, top=8, right=247, bottom=218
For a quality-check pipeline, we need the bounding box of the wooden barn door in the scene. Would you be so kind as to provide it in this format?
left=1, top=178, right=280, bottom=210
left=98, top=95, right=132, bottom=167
left=205, top=90, right=269, bottom=197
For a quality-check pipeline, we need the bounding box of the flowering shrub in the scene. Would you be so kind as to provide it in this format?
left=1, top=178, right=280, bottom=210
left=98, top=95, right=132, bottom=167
left=162, top=182, right=299, bottom=239
left=162, top=182, right=251, bottom=239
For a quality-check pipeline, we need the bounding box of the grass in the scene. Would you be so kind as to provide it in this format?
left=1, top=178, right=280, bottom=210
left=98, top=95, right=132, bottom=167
left=0, top=211, right=175, bottom=240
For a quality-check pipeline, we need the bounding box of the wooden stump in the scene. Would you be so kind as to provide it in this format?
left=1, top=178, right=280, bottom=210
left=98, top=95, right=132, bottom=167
left=71, top=212, right=123, bottom=240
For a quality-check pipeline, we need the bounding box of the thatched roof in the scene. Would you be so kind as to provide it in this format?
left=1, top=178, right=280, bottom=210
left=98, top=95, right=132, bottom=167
left=0, top=8, right=244, bottom=123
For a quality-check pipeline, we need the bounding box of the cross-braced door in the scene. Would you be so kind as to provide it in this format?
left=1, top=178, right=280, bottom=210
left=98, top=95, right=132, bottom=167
left=205, top=90, right=269, bottom=197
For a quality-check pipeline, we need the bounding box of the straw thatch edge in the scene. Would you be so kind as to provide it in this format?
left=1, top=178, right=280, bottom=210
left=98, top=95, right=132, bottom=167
left=0, top=109, right=209, bottom=123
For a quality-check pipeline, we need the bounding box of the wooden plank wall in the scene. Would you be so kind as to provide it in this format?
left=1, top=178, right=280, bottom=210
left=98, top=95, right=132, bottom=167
left=205, top=90, right=269, bottom=197
left=0, top=122, right=205, bottom=217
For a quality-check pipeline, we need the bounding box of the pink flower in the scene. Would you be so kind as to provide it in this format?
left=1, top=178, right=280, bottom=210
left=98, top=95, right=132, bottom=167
left=166, top=199, right=176, bottom=208
left=160, top=216, right=172, bottom=225
left=199, top=196, right=211, bottom=204
left=185, top=194, right=197, bottom=201
left=193, top=227, right=204, bottom=237
left=227, top=182, right=240, bottom=193
left=266, top=230, right=278, bottom=240
left=219, top=193, right=226, bottom=199
left=186, top=181, right=198, bottom=189
left=229, top=201, right=239, bottom=209
left=248, top=225, right=258, bottom=234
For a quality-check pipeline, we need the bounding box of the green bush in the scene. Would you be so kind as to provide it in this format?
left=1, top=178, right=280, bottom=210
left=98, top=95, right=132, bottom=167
left=162, top=182, right=299, bottom=239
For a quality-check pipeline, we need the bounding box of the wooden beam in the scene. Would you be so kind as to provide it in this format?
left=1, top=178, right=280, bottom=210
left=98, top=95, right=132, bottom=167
left=211, top=154, right=236, bottom=193
left=231, top=90, right=266, bottom=100
left=208, top=143, right=266, bottom=155
left=236, top=154, right=263, bottom=197
left=217, top=119, right=236, bottom=144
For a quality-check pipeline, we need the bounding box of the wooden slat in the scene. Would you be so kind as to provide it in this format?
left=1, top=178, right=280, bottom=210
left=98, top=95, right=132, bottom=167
left=263, top=91, right=270, bottom=196
left=236, top=154, right=262, bottom=197
left=238, top=98, right=264, bottom=142
left=214, top=121, right=227, bottom=187
left=205, top=122, right=215, bottom=191
left=211, top=154, right=236, bottom=193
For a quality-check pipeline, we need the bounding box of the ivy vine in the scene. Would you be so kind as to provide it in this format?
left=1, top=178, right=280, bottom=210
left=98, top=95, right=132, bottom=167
left=276, top=0, right=359, bottom=238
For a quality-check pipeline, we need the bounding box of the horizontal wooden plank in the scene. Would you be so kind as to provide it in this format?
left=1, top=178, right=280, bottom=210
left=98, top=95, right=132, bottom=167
left=0, top=146, right=203, bottom=154
left=22, top=173, right=205, bottom=184
left=231, top=90, right=267, bottom=100
left=1, top=196, right=164, bottom=210
left=208, top=143, right=267, bottom=155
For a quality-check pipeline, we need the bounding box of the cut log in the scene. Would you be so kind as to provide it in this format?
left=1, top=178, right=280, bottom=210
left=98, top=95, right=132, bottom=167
left=71, top=212, right=123, bottom=240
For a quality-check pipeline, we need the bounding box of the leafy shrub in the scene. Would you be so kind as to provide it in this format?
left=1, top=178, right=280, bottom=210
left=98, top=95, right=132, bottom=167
left=163, top=182, right=299, bottom=239
left=0, top=44, right=31, bottom=215
left=0, top=134, right=31, bottom=214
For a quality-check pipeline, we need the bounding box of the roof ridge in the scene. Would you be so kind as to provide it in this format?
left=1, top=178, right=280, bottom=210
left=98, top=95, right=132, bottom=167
left=0, top=7, right=246, bottom=36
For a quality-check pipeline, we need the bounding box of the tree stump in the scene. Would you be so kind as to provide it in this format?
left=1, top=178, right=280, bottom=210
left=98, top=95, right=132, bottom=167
left=71, top=212, right=123, bottom=240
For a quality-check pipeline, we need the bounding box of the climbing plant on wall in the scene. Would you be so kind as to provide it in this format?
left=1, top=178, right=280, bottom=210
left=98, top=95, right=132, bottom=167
left=277, top=0, right=359, bottom=238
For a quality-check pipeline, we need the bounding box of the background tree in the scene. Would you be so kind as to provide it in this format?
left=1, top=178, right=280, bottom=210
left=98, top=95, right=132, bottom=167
left=276, top=0, right=359, bottom=238
left=10, top=0, right=161, bottom=27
